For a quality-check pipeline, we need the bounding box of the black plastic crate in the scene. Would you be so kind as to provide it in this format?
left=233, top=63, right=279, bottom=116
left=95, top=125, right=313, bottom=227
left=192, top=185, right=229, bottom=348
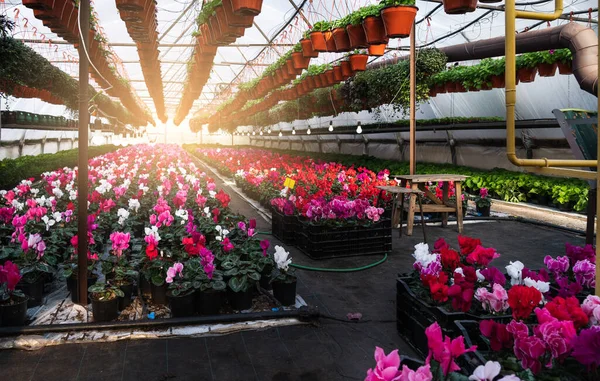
left=271, top=209, right=298, bottom=245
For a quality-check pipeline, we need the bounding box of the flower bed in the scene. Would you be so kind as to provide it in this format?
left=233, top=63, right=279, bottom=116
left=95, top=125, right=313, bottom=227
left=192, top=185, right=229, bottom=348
left=396, top=234, right=597, bottom=379
left=0, top=144, right=299, bottom=325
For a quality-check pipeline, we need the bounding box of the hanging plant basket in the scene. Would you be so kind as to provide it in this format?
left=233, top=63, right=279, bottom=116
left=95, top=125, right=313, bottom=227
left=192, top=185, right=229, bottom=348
left=223, top=0, right=253, bottom=28
left=332, top=27, right=351, bottom=52
left=340, top=61, right=353, bottom=78
left=325, top=69, right=335, bottom=86
left=537, top=62, right=557, bottom=77
left=324, top=30, right=337, bottom=52
left=319, top=73, right=328, bottom=88
left=380, top=5, right=418, bottom=39
left=368, top=43, right=386, bottom=56
left=346, top=24, right=368, bottom=48
left=445, top=82, right=457, bottom=93
left=291, top=52, right=311, bottom=70
left=517, top=67, right=537, bottom=83
left=455, top=82, right=467, bottom=92
left=349, top=54, right=369, bottom=72
left=231, top=0, right=263, bottom=16
left=309, top=31, right=328, bottom=52
left=300, top=38, right=319, bottom=58
left=333, top=65, right=344, bottom=81
left=490, top=75, right=505, bottom=88
left=557, top=61, right=573, bottom=75
left=442, top=0, right=478, bottom=14
left=362, top=16, right=389, bottom=45
left=286, top=59, right=296, bottom=76
left=22, top=0, right=52, bottom=10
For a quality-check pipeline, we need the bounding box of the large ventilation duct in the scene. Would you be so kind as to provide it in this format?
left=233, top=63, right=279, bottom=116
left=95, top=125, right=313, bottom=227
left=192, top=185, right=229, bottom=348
left=371, top=23, right=598, bottom=96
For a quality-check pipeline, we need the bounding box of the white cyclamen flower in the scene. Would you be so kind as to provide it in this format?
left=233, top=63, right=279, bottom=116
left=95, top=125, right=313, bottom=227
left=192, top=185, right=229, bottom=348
left=128, top=198, right=141, bottom=212
left=274, top=245, right=292, bottom=271
left=523, top=277, right=550, bottom=294
left=469, top=361, right=502, bottom=381
left=506, top=261, right=525, bottom=285
left=175, top=209, right=188, bottom=224
left=145, top=226, right=161, bottom=241
left=69, top=190, right=77, bottom=201
left=52, top=187, right=64, bottom=198
left=412, top=243, right=437, bottom=268
left=476, top=269, right=485, bottom=282
left=41, top=215, right=55, bottom=231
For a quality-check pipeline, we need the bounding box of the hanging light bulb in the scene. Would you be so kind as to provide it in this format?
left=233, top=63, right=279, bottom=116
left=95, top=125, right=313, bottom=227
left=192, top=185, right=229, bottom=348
left=268, top=128, right=272, bottom=134
left=247, top=132, right=250, bottom=136
left=259, top=130, right=263, bottom=136
left=306, top=126, right=311, bottom=135
left=292, top=127, right=296, bottom=135
left=328, top=121, right=334, bottom=132
left=356, top=121, right=362, bottom=134
left=252, top=131, right=256, bottom=136
left=279, top=131, right=283, bottom=137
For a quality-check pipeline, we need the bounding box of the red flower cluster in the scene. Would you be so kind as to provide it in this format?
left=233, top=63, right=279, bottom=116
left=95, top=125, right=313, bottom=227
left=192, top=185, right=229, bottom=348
left=480, top=320, right=513, bottom=351
left=448, top=270, right=476, bottom=312
left=457, top=235, right=481, bottom=255
left=507, top=285, right=542, bottom=320
left=215, top=190, right=231, bottom=208
left=422, top=272, right=449, bottom=303
left=545, top=296, right=589, bottom=329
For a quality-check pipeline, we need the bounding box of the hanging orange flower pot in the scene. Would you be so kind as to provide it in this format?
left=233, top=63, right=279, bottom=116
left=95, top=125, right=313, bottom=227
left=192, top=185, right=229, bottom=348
left=286, top=59, right=296, bottom=76
left=300, top=38, right=319, bottom=58
left=445, top=82, right=457, bottom=93
left=368, top=44, right=386, bottom=56
left=309, top=31, right=328, bottom=52
left=332, top=27, right=351, bottom=52
left=349, top=54, right=369, bottom=72
left=380, top=6, right=418, bottom=39
left=557, top=61, right=572, bottom=75
left=307, top=76, right=316, bottom=90
left=291, top=52, right=310, bottom=70
left=320, top=73, right=329, bottom=87
left=347, top=24, right=368, bottom=48
left=442, top=0, right=477, bottom=14
left=223, top=0, right=253, bottom=28
left=537, top=62, right=557, bottom=77
left=517, top=67, right=537, bottom=83
left=340, top=61, right=353, bottom=78
left=324, top=30, right=337, bottom=52
left=333, top=66, right=343, bottom=82
left=490, top=75, right=505, bottom=88
left=325, top=69, right=335, bottom=86
left=314, top=75, right=323, bottom=88
left=362, top=16, right=388, bottom=45
left=281, top=67, right=291, bottom=81
left=231, top=0, right=263, bottom=16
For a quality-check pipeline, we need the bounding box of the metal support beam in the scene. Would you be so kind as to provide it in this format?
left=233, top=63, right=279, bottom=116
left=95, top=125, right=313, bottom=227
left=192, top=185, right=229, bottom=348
left=288, top=0, right=312, bottom=28
left=16, top=39, right=296, bottom=48
left=77, top=0, right=90, bottom=306
left=158, top=0, right=198, bottom=42
left=409, top=23, right=416, bottom=175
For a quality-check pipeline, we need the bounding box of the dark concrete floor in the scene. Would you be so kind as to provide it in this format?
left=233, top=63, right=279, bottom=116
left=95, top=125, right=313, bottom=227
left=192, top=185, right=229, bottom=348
left=0, top=165, right=588, bottom=381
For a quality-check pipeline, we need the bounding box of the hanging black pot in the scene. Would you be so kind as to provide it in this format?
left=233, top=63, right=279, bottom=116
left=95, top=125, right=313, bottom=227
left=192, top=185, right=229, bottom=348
left=476, top=205, right=491, bottom=217
left=272, top=280, right=297, bottom=306
left=150, top=283, right=168, bottom=305
left=0, top=295, right=29, bottom=327
left=197, top=289, right=225, bottom=315
left=167, top=290, right=196, bottom=317
left=118, top=282, right=134, bottom=311
left=90, top=295, right=119, bottom=322
left=227, top=288, right=254, bottom=310
left=17, top=275, right=45, bottom=308
left=67, top=275, right=97, bottom=304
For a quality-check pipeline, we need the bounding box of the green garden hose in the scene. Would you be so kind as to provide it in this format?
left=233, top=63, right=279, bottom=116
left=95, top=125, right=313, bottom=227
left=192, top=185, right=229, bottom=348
left=290, top=253, right=388, bottom=272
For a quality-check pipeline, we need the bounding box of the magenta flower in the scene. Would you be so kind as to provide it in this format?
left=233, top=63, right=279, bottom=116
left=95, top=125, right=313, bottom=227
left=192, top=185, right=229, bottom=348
left=475, top=283, right=508, bottom=313
left=166, top=262, right=183, bottom=284
left=571, top=326, right=600, bottom=368
left=565, top=243, right=595, bottom=265
left=544, top=255, right=569, bottom=278
left=398, top=364, right=432, bottom=381
left=425, top=322, right=476, bottom=375
left=479, top=188, right=489, bottom=198
left=573, top=259, right=596, bottom=288
left=260, top=239, right=270, bottom=257
left=479, top=267, right=506, bottom=286
left=512, top=335, right=546, bottom=374
left=582, top=295, right=600, bottom=325
left=364, top=347, right=401, bottom=381
left=221, top=237, right=234, bottom=252
left=238, top=222, right=247, bottom=231
left=109, top=232, right=130, bottom=257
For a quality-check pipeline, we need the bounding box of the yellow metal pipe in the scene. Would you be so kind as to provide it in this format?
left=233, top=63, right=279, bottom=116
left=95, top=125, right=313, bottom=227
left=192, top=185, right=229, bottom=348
left=505, top=0, right=597, bottom=168
left=526, top=167, right=599, bottom=180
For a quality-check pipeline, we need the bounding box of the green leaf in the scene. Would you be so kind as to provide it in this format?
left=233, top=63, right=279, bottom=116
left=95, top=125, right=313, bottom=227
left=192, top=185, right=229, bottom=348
left=151, top=275, right=165, bottom=286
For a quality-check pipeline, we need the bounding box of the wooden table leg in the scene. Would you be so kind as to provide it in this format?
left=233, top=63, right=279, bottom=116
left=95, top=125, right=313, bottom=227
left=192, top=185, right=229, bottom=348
left=391, top=193, right=400, bottom=229
left=455, top=181, right=464, bottom=233
left=399, top=194, right=404, bottom=237
left=417, top=194, right=427, bottom=243
left=406, top=183, right=418, bottom=236
left=442, top=181, right=449, bottom=227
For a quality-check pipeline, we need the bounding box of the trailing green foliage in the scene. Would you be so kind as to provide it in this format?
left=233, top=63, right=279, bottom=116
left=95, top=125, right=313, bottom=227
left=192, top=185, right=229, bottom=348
left=0, top=145, right=119, bottom=191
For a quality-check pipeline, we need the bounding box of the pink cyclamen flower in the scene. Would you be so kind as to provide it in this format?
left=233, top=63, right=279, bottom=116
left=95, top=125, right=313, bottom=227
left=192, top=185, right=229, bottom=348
left=166, top=262, right=184, bottom=284
left=479, top=188, right=489, bottom=198
left=573, top=259, right=596, bottom=289
left=221, top=237, right=234, bottom=252
left=544, top=255, right=569, bottom=278
left=109, top=232, right=130, bottom=257
left=425, top=322, right=476, bottom=375
left=537, top=318, right=576, bottom=360
left=398, top=364, right=432, bottom=381
left=238, top=222, right=247, bottom=231
left=475, top=283, right=509, bottom=313
left=364, top=347, right=401, bottom=381
left=581, top=295, right=600, bottom=325
left=572, top=326, right=600, bottom=368
left=260, top=239, right=270, bottom=257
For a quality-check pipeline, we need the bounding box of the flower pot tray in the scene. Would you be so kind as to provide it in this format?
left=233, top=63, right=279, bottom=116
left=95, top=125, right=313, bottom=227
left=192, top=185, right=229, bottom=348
left=295, top=218, right=392, bottom=259
left=271, top=209, right=298, bottom=245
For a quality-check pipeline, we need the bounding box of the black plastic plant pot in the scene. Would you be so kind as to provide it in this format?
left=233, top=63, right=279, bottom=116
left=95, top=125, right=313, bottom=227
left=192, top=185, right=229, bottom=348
left=67, top=275, right=97, bottom=304
left=197, top=289, right=225, bottom=315
left=227, top=288, right=254, bottom=311
left=139, top=276, right=152, bottom=295
left=151, top=283, right=168, bottom=305
left=168, top=290, right=196, bottom=318
left=17, top=277, right=44, bottom=308
left=118, top=283, right=134, bottom=311
left=90, top=296, right=119, bottom=322
left=272, top=280, right=297, bottom=306
left=0, top=295, right=29, bottom=327
left=259, top=271, right=272, bottom=291
left=476, top=205, right=491, bottom=217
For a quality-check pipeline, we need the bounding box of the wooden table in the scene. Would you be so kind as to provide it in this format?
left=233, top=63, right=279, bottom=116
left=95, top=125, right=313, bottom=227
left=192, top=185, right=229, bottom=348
left=391, top=174, right=470, bottom=236
left=376, top=185, right=427, bottom=242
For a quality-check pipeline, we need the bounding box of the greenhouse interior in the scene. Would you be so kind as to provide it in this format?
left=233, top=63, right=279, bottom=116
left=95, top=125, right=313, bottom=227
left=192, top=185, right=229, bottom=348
left=1, top=0, right=600, bottom=380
